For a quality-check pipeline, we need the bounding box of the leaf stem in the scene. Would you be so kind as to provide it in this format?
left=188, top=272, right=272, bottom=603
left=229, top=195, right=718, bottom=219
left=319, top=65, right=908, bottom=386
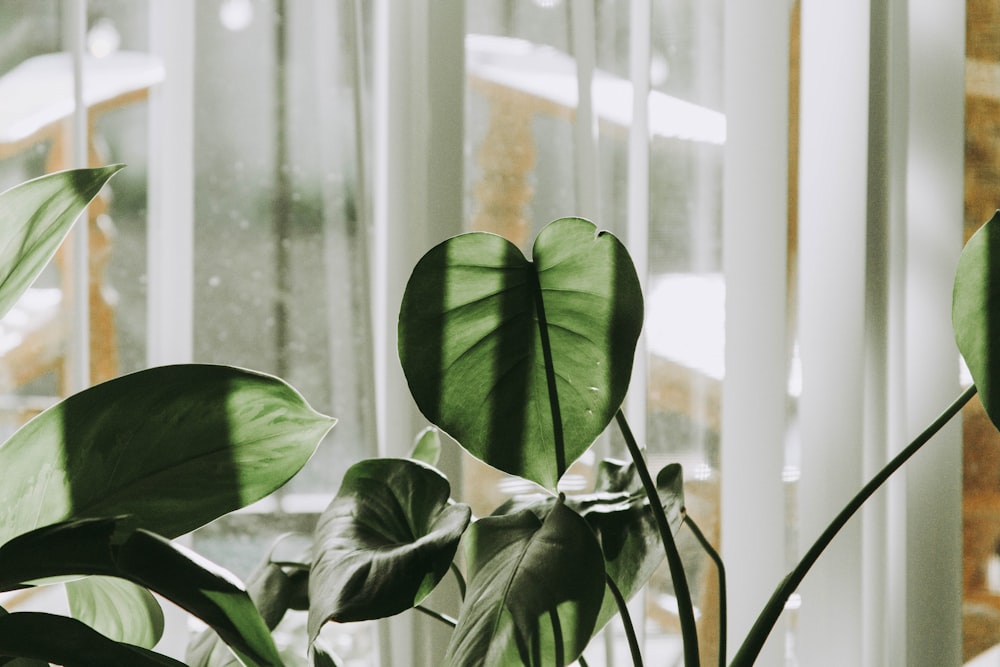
left=606, top=575, right=644, bottom=667
left=615, top=410, right=700, bottom=667
left=450, top=562, right=467, bottom=601
left=730, top=384, right=977, bottom=666
left=685, top=515, right=726, bottom=667
left=414, top=605, right=457, bottom=629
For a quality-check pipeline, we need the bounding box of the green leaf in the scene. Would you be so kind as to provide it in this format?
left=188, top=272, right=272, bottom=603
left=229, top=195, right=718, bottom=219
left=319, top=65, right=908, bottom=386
left=409, top=426, right=442, bottom=466
left=188, top=535, right=310, bottom=667
left=398, top=218, right=644, bottom=491
left=66, top=576, right=164, bottom=648
left=0, top=518, right=284, bottom=667
left=0, top=611, right=186, bottom=666
left=308, top=458, right=471, bottom=640
left=0, top=364, right=335, bottom=544
left=954, top=211, right=1000, bottom=423
left=443, top=499, right=606, bottom=667
left=494, top=460, right=685, bottom=634
left=0, top=165, right=122, bottom=321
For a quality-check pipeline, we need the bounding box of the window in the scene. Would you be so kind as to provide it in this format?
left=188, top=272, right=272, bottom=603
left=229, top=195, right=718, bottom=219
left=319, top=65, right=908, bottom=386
left=0, top=1, right=974, bottom=665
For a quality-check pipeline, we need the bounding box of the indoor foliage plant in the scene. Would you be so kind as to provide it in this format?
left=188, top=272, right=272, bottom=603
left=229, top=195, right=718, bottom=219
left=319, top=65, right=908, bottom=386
left=0, top=166, right=998, bottom=667
left=187, top=211, right=1000, bottom=667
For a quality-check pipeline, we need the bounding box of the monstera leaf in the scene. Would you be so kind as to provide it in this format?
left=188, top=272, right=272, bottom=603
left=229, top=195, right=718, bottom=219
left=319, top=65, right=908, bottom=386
left=308, top=458, right=471, bottom=641
left=0, top=518, right=283, bottom=667
left=0, top=165, right=122, bottom=321
left=954, top=211, right=1000, bottom=423
left=398, top=218, right=643, bottom=491
left=495, top=460, right=685, bottom=633
left=443, top=498, right=606, bottom=667
left=0, top=364, right=334, bottom=545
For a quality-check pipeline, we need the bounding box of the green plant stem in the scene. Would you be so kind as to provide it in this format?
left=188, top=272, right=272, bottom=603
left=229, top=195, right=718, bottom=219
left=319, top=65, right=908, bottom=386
left=605, top=575, right=644, bottom=667
left=615, top=410, right=700, bottom=667
left=450, top=562, right=467, bottom=600
left=686, top=515, right=726, bottom=667
left=579, top=656, right=590, bottom=667
left=414, top=605, right=457, bottom=629
left=730, top=383, right=977, bottom=666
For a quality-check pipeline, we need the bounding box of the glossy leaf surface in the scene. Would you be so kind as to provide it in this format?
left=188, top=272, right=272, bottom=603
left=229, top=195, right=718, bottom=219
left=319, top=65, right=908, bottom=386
left=409, top=426, right=442, bottom=467
left=188, top=537, right=309, bottom=667
left=954, top=211, right=1000, bottom=423
left=399, top=218, right=643, bottom=490
left=66, top=576, right=164, bottom=648
left=0, top=165, right=122, bottom=321
left=443, top=499, right=606, bottom=667
left=495, top=460, right=685, bottom=633
left=0, top=518, right=283, bottom=667
left=0, top=612, right=184, bottom=666
left=308, top=458, right=471, bottom=640
left=0, top=364, right=334, bottom=545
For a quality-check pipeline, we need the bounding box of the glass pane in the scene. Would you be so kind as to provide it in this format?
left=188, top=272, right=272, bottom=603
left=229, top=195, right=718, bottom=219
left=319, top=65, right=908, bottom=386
left=185, top=1, right=375, bottom=661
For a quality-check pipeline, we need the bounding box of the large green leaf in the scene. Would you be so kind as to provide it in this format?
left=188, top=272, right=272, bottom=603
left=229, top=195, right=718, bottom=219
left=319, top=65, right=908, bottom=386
left=0, top=611, right=186, bottom=666
left=0, top=165, right=122, bottom=321
left=494, top=461, right=685, bottom=634
left=307, top=458, right=471, bottom=641
left=66, top=576, right=164, bottom=648
left=0, top=518, right=284, bottom=667
left=443, top=499, right=606, bottom=667
left=0, top=364, right=335, bottom=544
left=954, top=211, right=1000, bottom=423
left=398, top=218, right=644, bottom=490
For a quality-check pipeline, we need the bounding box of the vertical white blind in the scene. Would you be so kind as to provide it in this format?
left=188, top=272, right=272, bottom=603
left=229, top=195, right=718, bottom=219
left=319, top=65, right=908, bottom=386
left=796, top=2, right=871, bottom=665
left=720, top=1, right=790, bottom=664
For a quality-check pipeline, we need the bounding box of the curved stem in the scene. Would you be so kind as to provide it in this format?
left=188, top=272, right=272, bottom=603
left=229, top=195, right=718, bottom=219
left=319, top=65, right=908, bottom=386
left=414, top=605, right=457, bottom=629
left=615, top=410, right=700, bottom=667
left=450, top=562, right=467, bottom=600
left=606, top=575, right=644, bottom=667
left=730, top=384, right=977, bottom=666
left=686, top=515, right=726, bottom=667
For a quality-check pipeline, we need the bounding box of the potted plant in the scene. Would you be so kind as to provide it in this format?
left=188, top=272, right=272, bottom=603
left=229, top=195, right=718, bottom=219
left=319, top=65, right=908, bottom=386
left=1, top=167, right=997, bottom=667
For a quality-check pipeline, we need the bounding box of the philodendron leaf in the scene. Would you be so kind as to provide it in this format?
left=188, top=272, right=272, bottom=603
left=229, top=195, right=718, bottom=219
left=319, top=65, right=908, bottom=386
left=0, top=518, right=284, bottom=667
left=398, top=217, right=644, bottom=491
left=443, top=499, right=606, bottom=667
left=188, top=534, right=310, bottom=667
left=954, top=210, right=1000, bottom=423
left=0, top=611, right=186, bottom=666
left=0, top=364, right=335, bottom=545
left=0, top=165, right=122, bottom=321
left=409, top=426, right=442, bottom=466
left=494, top=460, right=685, bottom=634
left=308, top=458, right=471, bottom=641
left=66, top=576, right=164, bottom=648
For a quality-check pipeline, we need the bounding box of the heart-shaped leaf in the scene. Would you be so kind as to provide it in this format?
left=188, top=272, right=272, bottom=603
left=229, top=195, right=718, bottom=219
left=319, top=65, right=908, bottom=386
left=494, top=460, right=685, bottom=633
left=954, top=211, right=1000, bottom=423
left=66, top=576, right=164, bottom=648
left=0, top=518, right=284, bottom=667
left=0, top=364, right=335, bottom=545
left=398, top=217, right=644, bottom=490
left=443, top=498, right=606, bottom=667
left=0, top=165, right=122, bottom=321
left=308, top=458, right=471, bottom=641
left=0, top=611, right=185, bottom=666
